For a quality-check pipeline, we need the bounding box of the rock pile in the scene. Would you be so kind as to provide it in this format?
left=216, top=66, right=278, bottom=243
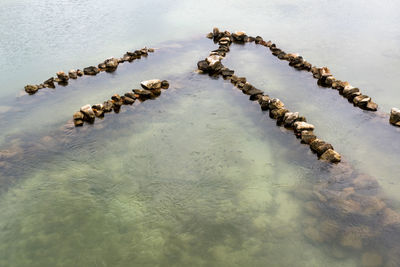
left=200, top=28, right=341, bottom=163
left=24, top=47, right=155, bottom=95
left=247, top=37, right=379, bottom=111
left=72, top=79, right=169, bottom=127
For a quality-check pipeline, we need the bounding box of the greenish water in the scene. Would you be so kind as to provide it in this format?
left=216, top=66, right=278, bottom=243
left=1, top=0, right=400, bottom=266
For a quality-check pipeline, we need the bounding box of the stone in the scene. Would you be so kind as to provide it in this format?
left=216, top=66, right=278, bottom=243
left=340, top=230, right=363, bottom=250
left=103, top=100, right=113, bottom=112
left=255, top=36, right=263, bottom=44
left=213, top=27, right=220, bottom=38
left=232, top=31, right=247, bottom=42
left=293, top=121, right=315, bottom=132
left=356, top=195, right=386, bottom=216
left=301, top=130, right=316, bottom=144
left=320, top=149, right=341, bottom=163
left=353, top=95, right=370, bottom=106
left=206, top=55, right=222, bottom=66
left=304, top=201, right=322, bottom=216
left=382, top=208, right=400, bottom=226
left=104, top=58, right=119, bottom=72
left=93, top=108, right=104, bottom=118
left=283, top=112, right=299, bottom=127
left=83, top=66, right=100, bottom=76
left=73, top=111, right=84, bottom=120
left=133, top=89, right=152, bottom=99
left=74, top=119, right=83, bottom=127
left=76, top=69, right=83, bottom=76
left=92, top=104, right=103, bottom=110
left=361, top=252, right=382, bottom=267
left=304, top=226, right=325, bottom=243
left=332, top=80, right=349, bottom=90
left=258, top=95, right=270, bottom=110
left=342, top=86, right=359, bottom=97
left=111, top=94, right=122, bottom=102
left=269, top=108, right=289, bottom=121
left=161, top=80, right=169, bottom=89
left=124, top=92, right=136, bottom=99
left=123, top=96, right=135, bottom=104
left=247, top=88, right=264, bottom=100
left=197, top=60, right=210, bottom=72
left=319, top=219, right=340, bottom=241
left=390, top=107, right=400, bottom=126
left=68, top=69, right=78, bottom=79
left=56, top=71, right=69, bottom=81
left=141, top=79, right=162, bottom=90
left=364, top=101, right=378, bottom=111
left=44, top=77, right=55, bottom=88
left=24, top=85, right=39, bottom=94
left=148, top=48, right=155, bottom=53
left=98, top=63, right=106, bottom=70
left=80, top=104, right=95, bottom=123
left=352, top=174, right=379, bottom=190
left=221, top=68, right=234, bottom=77
left=310, top=139, right=334, bottom=156
left=268, top=98, right=284, bottom=110
left=206, top=32, right=213, bottom=39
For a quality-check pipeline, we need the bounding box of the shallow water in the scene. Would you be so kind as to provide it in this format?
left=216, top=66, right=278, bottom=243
left=1, top=0, right=400, bottom=266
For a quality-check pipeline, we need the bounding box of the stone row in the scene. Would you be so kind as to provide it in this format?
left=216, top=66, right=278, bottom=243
left=24, top=47, right=155, bottom=95
left=199, top=28, right=341, bottom=163
left=207, top=29, right=379, bottom=112
left=72, top=79, right=169, bottom=127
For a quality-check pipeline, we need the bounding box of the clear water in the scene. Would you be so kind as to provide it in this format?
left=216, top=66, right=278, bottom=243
left=1, top=1, right=400, bottom=266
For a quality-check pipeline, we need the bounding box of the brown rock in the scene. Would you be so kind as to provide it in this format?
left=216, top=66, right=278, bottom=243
left=24, top=85, right=39, bottom=94
left=301, top=131, right=317, bottom=144
left=320, top=149, right=341, bottom=163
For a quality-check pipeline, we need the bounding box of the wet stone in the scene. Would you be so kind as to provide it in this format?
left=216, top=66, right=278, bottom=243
left=293, top=121, right=315, bottom=132
left=83, top=66, right=100, bottom=76
left=258, top=95, right=270, bottom=110
left=68, top=69, right=78, bottom=79
left=283, top=112, right=299, bottom=128
left=161, top=80, right=169, bottom=89
left=269, top=108, right=289, bottom=121
left=122, top=96, right=135, bottom=105
left=80, top=104, right=95, bottom=123
left=133, top=89, right=152, bottom=99
left=104, top=58, right=119, bottom=72
left=301, top=130, right=316, bottom=144
left=390, top=107, right=400, bottom=126
left=268, top=98, right=284, bottom=110
left=141, top=79, right=162, bottom=90
left=124, top=92, right=137, bottom=100
left=103, top=100, right=113, bottom=112
left=56, top=71, right=69, bottom=82
left=24, top=85, right=39, bottom=94
left=320, top=149, right=341, bottom=163
left=76, top=69, right=83, bottom=76
left=310, top=139, right=333, bottom=156
left=44, top=77, right=55, bottom=88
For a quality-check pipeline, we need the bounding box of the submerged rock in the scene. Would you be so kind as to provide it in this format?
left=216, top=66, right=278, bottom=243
left=83, top=66, right=100, bottom=76
left=361, top=252, right=382, bottom=267
left=390, top=107, right=400, bottom=126
left=24, top=84, right=39, bottom=94
left=141, top=79, right=162, bottom=90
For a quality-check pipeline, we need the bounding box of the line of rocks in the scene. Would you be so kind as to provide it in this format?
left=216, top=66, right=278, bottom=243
left=72, top=79, right=169, bottom=127
left=199, top=28, right=341, bottom=163
left=24, top=47, right=155, bottom=95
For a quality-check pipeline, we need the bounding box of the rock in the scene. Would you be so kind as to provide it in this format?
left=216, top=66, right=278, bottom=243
left=56, top=71, right=69, bottom=81
left=221, top=68, right=234, bottom=77
left=103, top=100, right=113, bottom=112
left=197, top=60, right=210, bottom=72
left=320, top=149, right=341, bottom=163
left=356, top=195, right=386, bottom=216
left=255, top=36, right=263, bottom=44
left=76, top=69, right=83, bottom=76
left=390, top=108, right=400, bottom=126
left=123, top=96, right=135, bottom=105
left=68, top=69, right=78, bottom=79
left=304, top=226, right=325, bottom=243
left=44, top=77, right=55, bottom=88
left=161, top=80, right=169, bottom=89
left=342, top=86, right=360, bottom=97
left=258, top=95, right=270, bottom=110
left=364, top=101, right=378, bottom=111
left=111, top=94, right=122, bottom=102
left=141, top=79, right=162, bottom=90
left=340, top=230, right=363, bottom=250
left=93, top=108, right=104, bottom=118
left=353, top=95, right=370, bottom=106
left=310, top=139, right=334, bottom=156
left=293, top=121, right=315, bottom=132
left=361, top=252, right=382, bottom=267
left=269, top=108, right=289, bottom=121
left=73, top=111, right=84, bottom=120
left=124, top=92, right=137, bottom=99
left=283, top=112, right=299, bottom=127
left=382, top=208, right=400, bottom=226
left=352, top=174, right=379, bottom=191
left=104, top=58, right=119, bottom=72
left=92, top=104, right=103, bottom=110
left=268, top=98, right=285, bottom=110
left=213, top=27, right=219, bottom=38
left=24, top=85, right=39, bottom=94
left=319, top=219, right=340, bottom=241
left=232, top=31, right=247, bottom=42
left=80, top=104, right=95, bottom=123
left=206, top=32, right=213, bottom=39
left=83, top=66, right=100, bottom=76
left=304, top=201, right=322, bottom=216
left=301, top=130, right=317, bottom=144
left=74, top=119, right=83, bottom=127
left=98, top=63, right=106, bottom=70
left=133, top=89, right=152, bottom=99
left=332, top=80, right=349, bottom=90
